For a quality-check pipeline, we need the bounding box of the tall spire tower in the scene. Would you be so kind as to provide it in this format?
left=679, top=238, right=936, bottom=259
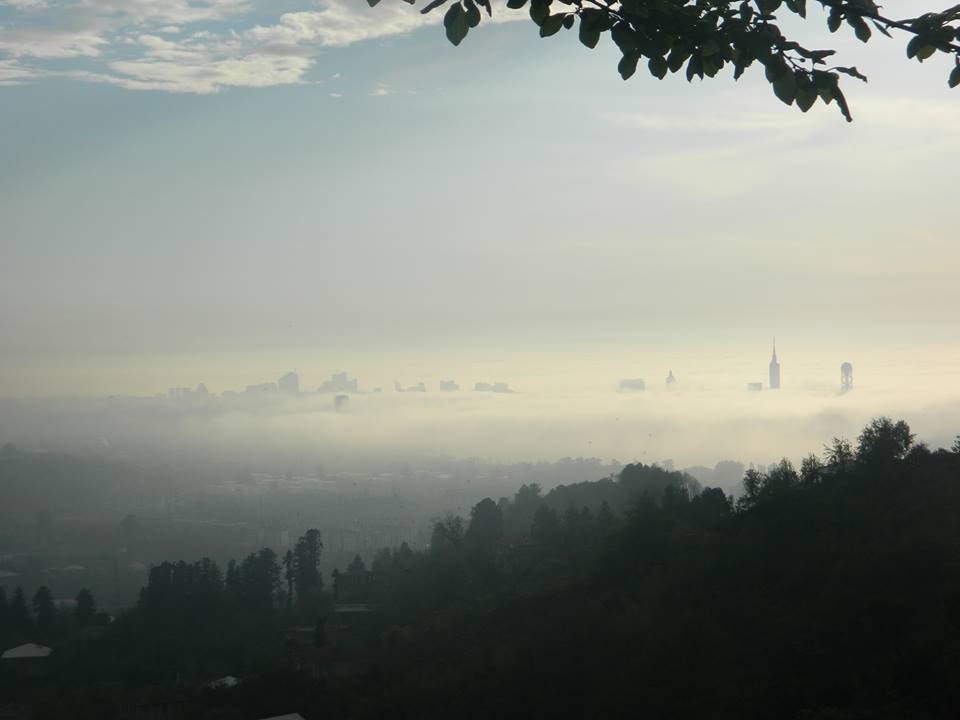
left=769, top=339, right=781, bottom=389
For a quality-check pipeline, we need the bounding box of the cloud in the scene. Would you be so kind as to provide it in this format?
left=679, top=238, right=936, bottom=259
left=76, top=53, right=313, bottom=94
left=0, top=27, right=108, bottom=58
left=0, top=0, right=526, bottom=93
left=0, top=57, right=39, bottom=83
left=246, top=1, right=442, bottom=49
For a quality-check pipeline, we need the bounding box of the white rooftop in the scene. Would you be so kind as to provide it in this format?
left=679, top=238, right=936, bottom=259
left=1, top=643, right=53, bottom=660
left=208, top=675, right=240, bottom=689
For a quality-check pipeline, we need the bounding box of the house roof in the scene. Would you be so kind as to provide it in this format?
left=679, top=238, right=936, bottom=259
left=207, top=675, right=240, bottom=689
left=1, top=643, right=53, bottom=660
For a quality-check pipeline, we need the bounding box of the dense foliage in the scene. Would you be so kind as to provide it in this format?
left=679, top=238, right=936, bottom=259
left=369, top=0, right=960, bottom=121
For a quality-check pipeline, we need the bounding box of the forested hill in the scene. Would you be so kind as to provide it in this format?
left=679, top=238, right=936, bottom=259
left=4, top=419, right=960, bottom=720
left=357, top=419, right=960, bottom=719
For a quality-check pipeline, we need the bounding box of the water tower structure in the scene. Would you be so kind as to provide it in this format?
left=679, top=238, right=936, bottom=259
left=841, top=362, right=853, bottom=392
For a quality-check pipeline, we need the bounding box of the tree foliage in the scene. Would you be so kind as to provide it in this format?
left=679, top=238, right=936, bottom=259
left=368, top=0, right=960, bottom=120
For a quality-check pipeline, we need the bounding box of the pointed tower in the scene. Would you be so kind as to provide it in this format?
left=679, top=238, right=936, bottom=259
left=769, top=340, right=781, bottom=389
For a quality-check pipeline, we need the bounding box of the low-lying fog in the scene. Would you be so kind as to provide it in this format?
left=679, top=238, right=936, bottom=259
left=4, top=340, right=958, bottom=473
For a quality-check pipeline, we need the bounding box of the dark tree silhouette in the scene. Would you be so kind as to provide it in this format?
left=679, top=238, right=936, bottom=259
left=32, top=586, right=57, bottom=637
left=856, top=416, right=914, bottom=464
left=465, top=498, right=503, bottom=550
left=9, top=587, right=30, bottom=631
left=0, top=587, right=7, bottom=632
left=283, top=549, right=295, bottom=610
left=293, top=529, right=323, bottom=599
left=74, top=588, right=96, bottom=628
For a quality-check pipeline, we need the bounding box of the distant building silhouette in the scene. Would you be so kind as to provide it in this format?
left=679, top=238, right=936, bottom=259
left=768, top=340, right=781, bottom=390
left=474, top=381, right=514, bottom=393
left=746, top=382, right=763, bottom=392
left=278, top=371, right=299, bottom=394
left=439, top=380, right=460, bottom=392
left=319, top=372, right=358, bottom=393
left=618, top=378, right=646, bottom=393
left=245, top=382, right=277, bottom=394
left=841, top=362, right=853, bottom=392
left=334, top=394, right=350, bottom=412
left=665, top=370, right=676, bottom=388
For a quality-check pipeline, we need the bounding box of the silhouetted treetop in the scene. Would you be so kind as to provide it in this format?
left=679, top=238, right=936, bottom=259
left=369, top=0, right=960, bottom=121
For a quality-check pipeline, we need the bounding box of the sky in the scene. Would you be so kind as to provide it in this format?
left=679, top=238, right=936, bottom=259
left=1, top=1, right=959, bottom=464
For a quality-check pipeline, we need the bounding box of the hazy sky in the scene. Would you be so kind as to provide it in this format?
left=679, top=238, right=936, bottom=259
left=2, top=0, right=958, bottom=402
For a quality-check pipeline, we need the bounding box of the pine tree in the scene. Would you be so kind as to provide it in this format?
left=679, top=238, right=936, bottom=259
left=74, top=588, right=96, bottom=627
left=10, top=587, right=31, bottom=632
left=32, top=586, right=57, bottom=637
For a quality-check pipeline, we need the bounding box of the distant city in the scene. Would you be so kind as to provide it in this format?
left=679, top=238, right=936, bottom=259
left=161, top=341, right=855, bottom=406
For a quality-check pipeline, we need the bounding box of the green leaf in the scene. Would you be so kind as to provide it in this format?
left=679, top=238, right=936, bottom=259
left=444, top=3, right=469, bottom=46
left=850, top=16, right=871, bottom=43
left=578, top=9, right=604, bottom=49
left=795, top=75, right=817, bottom=111
left=539, top=13, right=565, bottom=37
left=648, top=55, right=668, bottom=79
left=785, top=0, right=806, bottom=18
left=464, top=0, right=482, bottom=27
left=832, top=85, right=852, bottom=121
left=505, top=0, right=527, bottom=8
left=949, top=65, right=960, bottom=88
left=579, top=26, right=601, bottom=48
left=907, top=35, right=937, bottom=61
left=611, top=22, right=637, bottom=54
left=529, top=1, right=550, bottom=26
left=685, top=53, right=703, bottom=82
left=772, top=69, right=797, bottom=105
left=764, top=57, right=789, bottom=83
left=366, top=0, right=382, bottom=6
left=834, top=66, right=867, bottom=82
left=420, top=0, right=447, bottom=14
left=827, top=9, right=842, bottom=33
left=618, top=51, right=641, bottom=80
left=667, top=43, right=692, bottom=72
left=812, top=70, right=836, bottom=104
left=871, top=19, right=892, bottom=38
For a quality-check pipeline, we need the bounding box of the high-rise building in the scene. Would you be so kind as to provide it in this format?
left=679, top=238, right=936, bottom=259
left=665, top=370, right=676, bottom=388
left=769, top=340, right=781, bottom=389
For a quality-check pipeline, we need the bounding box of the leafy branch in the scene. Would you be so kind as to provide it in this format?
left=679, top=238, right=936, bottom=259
left=367, top=0, right=960, bottom=121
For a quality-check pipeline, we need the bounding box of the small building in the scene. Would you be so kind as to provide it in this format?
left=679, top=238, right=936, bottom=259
left=619, top=378, right=646, bottom=392
left=206, top=675, right=240, bottom=689
left=746, top=382, right=763, bottom=392
left=1, top=644, right=52, bottom=678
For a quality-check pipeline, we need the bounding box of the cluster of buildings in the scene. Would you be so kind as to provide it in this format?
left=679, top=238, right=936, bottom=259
left=619, top=342, right=855, bottom=394
left=164, top=341, right=857, bottom=403
left=746, top=341, right=854, bottom=393
left=166, top=370, right=517, bottom=404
